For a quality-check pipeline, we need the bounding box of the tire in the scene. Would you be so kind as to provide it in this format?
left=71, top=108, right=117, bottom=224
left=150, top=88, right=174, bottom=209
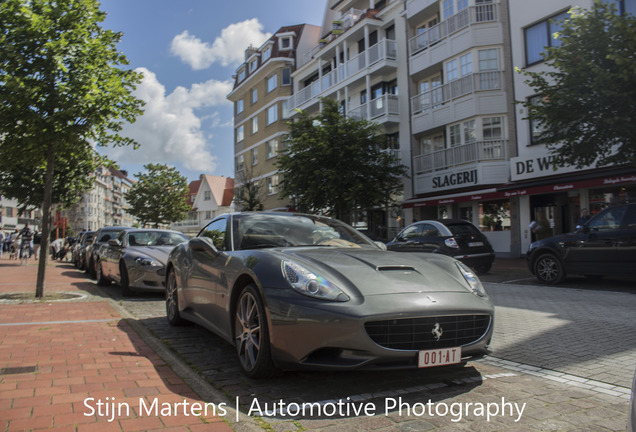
left=120, top=261, right=133, bottom=296
left=474, top=263, right=492, bottom=275
left=165, top=268, right=186, bottom=326
left=87, top=257, right=96, bottom=279
left=533, top=253, right=565, bottom=284
left=234, top=285, right=277, bottom=378
left=95, top=260, right=110, bottom=286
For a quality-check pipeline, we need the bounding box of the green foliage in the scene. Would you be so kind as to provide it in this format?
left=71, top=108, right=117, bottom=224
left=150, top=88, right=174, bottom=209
left=0, top=0, right=145, bottom=296
left=125, top=164, right=191, bottom=227
left=277, top=98, right=408, bottom=221
left=519, top=1, right=636, bottom=168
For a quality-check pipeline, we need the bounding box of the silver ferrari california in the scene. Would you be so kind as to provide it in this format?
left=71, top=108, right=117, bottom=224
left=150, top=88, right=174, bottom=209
left=165, top=212, right=494, bottom=378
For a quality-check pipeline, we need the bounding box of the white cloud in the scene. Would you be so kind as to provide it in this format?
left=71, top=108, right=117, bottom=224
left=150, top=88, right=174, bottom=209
left=107, top=67, right=233, bottom=173
left=170, top=19, right=272, bottom=69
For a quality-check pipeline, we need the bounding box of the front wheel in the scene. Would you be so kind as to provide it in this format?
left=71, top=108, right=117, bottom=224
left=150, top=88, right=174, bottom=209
left=234, top=285, right=277, bottom=378
left=534, top=253, right=565, bottom=284
left=165, top=268, right=185, bottom=326
left=120, top=262, right=133, bottom=296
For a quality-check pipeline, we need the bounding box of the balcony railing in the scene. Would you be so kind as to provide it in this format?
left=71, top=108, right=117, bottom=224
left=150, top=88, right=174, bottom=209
left=348, top=94, right=399, bottom=121
left=414, top=140, right=506, bottom=174
left=291, top=39, right=397, bottom=110
left=411, top=71, right=502, bottom=115
left=409, top=2, right=498, bottom=55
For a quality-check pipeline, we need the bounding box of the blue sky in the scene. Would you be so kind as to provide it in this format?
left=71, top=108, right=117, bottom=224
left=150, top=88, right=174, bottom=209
left=100, top=0, right=325, bottom=183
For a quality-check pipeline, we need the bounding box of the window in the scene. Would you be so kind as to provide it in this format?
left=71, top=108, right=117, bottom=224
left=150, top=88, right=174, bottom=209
left=457, top=0, right=468, bottom=11
left=528, top=95, right=545, bottom=144
left=237, top=68, right=246, bottom=82
left=479, top=49, right=498, bottom=71
left=446, top=59, right=458, bottom=82
left=204, top=191, right=211, bottom=201
left=205, top=211, right=212, bottom=219
left=282, top=68, right=291, bottom=86
left=236, top=125, right=244, bottom=142
left=267, top=74, right=277, bottom=93
left=252, top=116, right=258, bottom=134
left=249, top=58, right=258, bottom=73
left=280, top=37, right=291, bottom=50
left=267, top=104, right=278, bottom=124
left=360, top=90, right=367, bottom=105
left=524, top=11, right=569, bottom=65
left=449, top=124, right=461, bottom=147
left=236, top=99, right=244, bottom=114
left=236, top=155, right=245, bottom=172
left=262, top=46, right=272, bottom=62
left=251, top=88, right=258, bottom=104
left=267, top=175, right=279, bottom=195
left=443, top=0, right=454, bottom=19
left=251, top=148, right=258, bottom=165
left=460, top=53, right=472, bottom=76
left=266, top=139, right=278, bottom=159
left=199, top=218, right=227, bottom=250
left=463, top=119, right=476, bottom=144
left=483, top=116, right=502, bottom=140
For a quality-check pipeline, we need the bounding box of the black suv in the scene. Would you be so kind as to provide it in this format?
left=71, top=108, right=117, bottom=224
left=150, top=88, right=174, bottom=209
left=386, top=219, right=496, bottom=274
left=527, top=203, right=636, bottom=284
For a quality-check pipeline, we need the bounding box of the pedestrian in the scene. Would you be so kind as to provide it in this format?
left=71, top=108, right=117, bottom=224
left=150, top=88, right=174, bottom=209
left=577, top=208, right=591, bottom=227
left=33, top=230, right=41, bottom=260
left=18, top=223, right=34, bottom=258
left=0, top=227, right=5, bottom=259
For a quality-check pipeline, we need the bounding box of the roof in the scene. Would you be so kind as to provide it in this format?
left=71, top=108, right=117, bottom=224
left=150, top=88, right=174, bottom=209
left=200, top=175, right=234, bottom=207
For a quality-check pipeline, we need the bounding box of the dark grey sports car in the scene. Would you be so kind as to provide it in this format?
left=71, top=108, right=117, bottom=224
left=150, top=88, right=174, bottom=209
left=165, top=212, right=495, bottom=378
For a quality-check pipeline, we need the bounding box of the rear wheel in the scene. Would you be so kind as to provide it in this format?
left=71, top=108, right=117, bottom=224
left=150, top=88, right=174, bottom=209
left=534, top=253, right=565, bottom=284
left=95, top=260, right=110, bottom=286
left=474, top=263, right=492, bottom=275
left=165, top=268, right=185, bottom=326
left=234, top=285, right=277, bottom=378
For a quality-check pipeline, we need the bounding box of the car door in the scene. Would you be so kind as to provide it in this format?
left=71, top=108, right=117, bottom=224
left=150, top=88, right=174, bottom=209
left=614, top=205, right=636, bottom=275
left=185, top=217, right=229, bottom=333
left=565, top=205, right=628, bottom=274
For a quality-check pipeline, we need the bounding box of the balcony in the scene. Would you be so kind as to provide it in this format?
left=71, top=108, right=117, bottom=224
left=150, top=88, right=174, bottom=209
left=348, top=94, right=399, bottom=123
left=411, top=71, right=502, bottom=115
left=409, top=3, right=498, bottom=55
left=291, top=39, right=398, bottom=110
left=413, top=140, right=507, bottom=175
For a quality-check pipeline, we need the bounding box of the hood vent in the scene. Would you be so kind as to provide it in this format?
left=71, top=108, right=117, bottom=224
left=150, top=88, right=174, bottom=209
left=376, top=265, right=417, bottom=272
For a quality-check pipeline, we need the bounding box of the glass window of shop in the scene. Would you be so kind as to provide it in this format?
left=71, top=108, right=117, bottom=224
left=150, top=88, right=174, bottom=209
left=588, top=185, right=635, bottom=216
left=479, top=199, right=510, bottom=231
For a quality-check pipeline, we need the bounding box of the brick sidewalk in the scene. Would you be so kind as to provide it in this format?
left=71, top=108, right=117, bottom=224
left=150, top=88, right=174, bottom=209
left=0, top=258, right=233, bottom=431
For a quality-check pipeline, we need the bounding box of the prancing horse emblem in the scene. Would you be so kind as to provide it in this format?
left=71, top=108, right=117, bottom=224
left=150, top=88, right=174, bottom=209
left=431, top=323, right=443, bottom=341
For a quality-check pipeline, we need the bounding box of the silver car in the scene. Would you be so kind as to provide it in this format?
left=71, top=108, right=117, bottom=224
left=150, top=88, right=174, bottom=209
left=165, top=212, right=495, bottom=378
left=96, top=229, right=188, bottom=295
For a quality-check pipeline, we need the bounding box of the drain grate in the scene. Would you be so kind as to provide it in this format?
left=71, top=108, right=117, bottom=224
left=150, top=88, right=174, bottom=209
left=0, top=366, right=38, bottom=375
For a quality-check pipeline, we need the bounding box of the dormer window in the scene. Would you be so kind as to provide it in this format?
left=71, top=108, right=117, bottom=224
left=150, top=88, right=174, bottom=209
left=237, top=68, right=246, bottom=82
left=249, top=58, right=258, bottom=73
left=262, top=46, right=272, bottom=62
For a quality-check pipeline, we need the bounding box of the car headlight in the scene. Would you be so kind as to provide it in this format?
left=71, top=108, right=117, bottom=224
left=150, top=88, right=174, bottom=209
left=135, top=257, right=157, bottom=266
left=282, top=260, right=349, bottom=302
left=456, top=261, right=487, bottom=297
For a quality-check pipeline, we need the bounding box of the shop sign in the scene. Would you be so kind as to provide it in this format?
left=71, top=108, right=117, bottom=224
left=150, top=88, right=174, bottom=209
left=510, top=153, right=579, bottom=181
left=432, top=169, right=478, bottom=189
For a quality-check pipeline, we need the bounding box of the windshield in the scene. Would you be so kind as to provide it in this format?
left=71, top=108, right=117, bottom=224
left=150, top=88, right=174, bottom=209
left=128, top=231, right=188, bottom=247
left=233, top=213, right=378, bottom=250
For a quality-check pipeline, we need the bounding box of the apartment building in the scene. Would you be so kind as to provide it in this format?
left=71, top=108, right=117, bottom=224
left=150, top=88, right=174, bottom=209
left=63, top=166, right=136, bottom=233
left=288, top=0, right=411, bottom=239
left=227, top=24, right=321, bottom=211
left=0, top=197, right=41, bottom=231
left=508, top=0, right=636, bottom=256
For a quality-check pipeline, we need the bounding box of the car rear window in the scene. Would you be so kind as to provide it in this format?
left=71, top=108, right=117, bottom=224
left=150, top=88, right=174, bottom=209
left=446, top=223, right=481, bottom=237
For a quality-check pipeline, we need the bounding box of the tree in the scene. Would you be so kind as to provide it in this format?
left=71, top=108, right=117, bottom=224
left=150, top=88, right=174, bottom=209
left=0, top=0, right=144, bottom=297
left=519, top=1, right=636, bottom=168
left=234, top=163, right=265, bottom=211
left=277, top=98, right=408, bottom=222
left=125, top=164, right=190, bottom=228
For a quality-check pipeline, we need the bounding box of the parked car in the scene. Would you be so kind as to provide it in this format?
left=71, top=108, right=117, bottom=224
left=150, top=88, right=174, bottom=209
left=85, top=226, right=134, bottom=279
left=527, top=203, right=636, bottom=284
left=386, top=219, right=496, bottom=275
left=73, top=230, right=95, bottom=270
left=165, top=212, right=494, bottom=378
left=95, top=229, right=188, bottom=295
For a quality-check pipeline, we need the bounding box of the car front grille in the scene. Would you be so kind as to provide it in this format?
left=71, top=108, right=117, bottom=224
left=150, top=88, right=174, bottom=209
left=365, top=314, right=491, bottom=351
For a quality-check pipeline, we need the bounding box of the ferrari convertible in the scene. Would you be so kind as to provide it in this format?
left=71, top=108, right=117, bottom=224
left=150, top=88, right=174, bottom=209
left=165, top=212, right=494, bottom=378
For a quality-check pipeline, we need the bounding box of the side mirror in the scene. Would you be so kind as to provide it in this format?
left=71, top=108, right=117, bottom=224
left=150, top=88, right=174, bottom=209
left=108, top=239, right=121, bottom=247
left=374, top=241, right=388, bottom=251
left=189, top=237, right=219, bottom=255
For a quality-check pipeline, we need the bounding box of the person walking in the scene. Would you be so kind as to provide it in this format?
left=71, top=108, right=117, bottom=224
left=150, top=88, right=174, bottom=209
left=32, top=230, right=41, bottom=260
left=0, top=228, right=5, bottom=259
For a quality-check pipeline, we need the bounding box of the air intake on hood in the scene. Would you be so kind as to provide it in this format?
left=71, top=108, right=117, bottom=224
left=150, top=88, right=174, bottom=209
left=376, top=265, right=417, bottom=272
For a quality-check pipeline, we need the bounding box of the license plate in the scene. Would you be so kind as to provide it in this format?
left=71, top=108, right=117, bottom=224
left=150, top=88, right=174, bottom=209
left=468, top=242, right=484, bottom=247
left=418, top=347, right=462, bottom=368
